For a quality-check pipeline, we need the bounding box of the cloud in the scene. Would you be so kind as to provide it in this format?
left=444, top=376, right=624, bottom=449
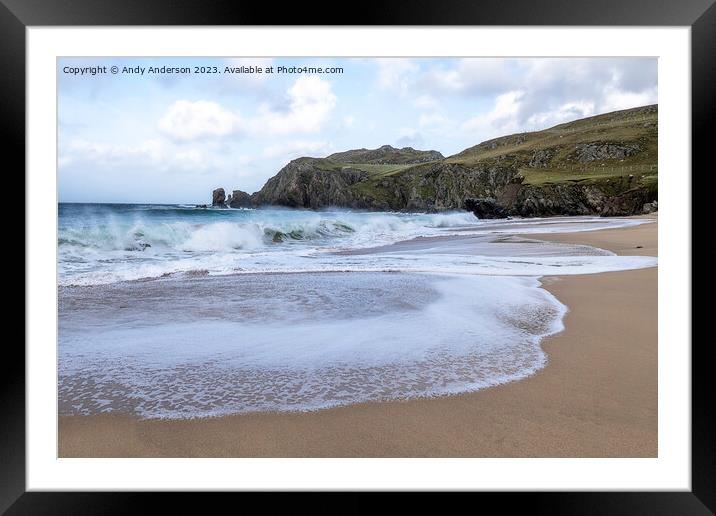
left=251, top=75, right=337, bottom=135
left=376, top=59, right=419, bottom=94
left=415, top=58, right=657, bottom=136
left=158, top=100, right=241, bottom=142
left=395, top=129, right=424, bottom=148
left=420, top=59, right=514, bottom=96
left=157, top=75, right=338, bottom=142
left=59, top=138, right=219, bottom=173
left=418, top=112, right=449, bottom=130
left=600, top=87, right=658, bottom=113
left=262, top=140, right=331, bottom=160
left=461, top=91, right=524, bottom=137
left=524, top=101, right=596, bottom=129
left=412, top=94, right=438, bottom=110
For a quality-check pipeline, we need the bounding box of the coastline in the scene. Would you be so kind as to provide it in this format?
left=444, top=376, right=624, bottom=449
left=58, top=216, right=657, bottom=458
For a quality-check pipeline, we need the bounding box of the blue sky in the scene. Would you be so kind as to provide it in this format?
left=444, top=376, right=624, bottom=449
left=58, top=57, right=657, bottom=204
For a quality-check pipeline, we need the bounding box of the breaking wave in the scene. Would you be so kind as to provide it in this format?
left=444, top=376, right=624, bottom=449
left=58, top=203, right=654, bottom=286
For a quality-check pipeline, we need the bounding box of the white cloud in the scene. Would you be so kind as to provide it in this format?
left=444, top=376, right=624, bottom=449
left=158, top=100, right=241, bottom=141
left=418, top=112, right=448, bottom=130
left=526, top=101, right=596, bottom=129
left=419, top=58, right=657, bottom=132
left=251, top=75, right=337, bottom=135
left=262, top=140, right=331, bottom=160
left=600, top=87, right=658, bottom=113
left=156, top=75, right=338, bottom=143
left=395, top=128, right=424, bottom=148
left=413, top=94, right=438, bottom=110
left=420, top=59, right=513, bottom=96
left=59, top=138, right=219, bottom=173
left=461, top=91, right=524, bottom=137
left=376, top=59, right=418, bottom=94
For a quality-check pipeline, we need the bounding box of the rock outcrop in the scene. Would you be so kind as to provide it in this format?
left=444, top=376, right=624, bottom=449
left=529, top=149, right=553, bottom=168
left=642, top=201, right=658, bottom=214
left=251, top=159, right=370, bottom=209
left=212, top=105, right=658, bottom=218
left=212, top=188, right=226, bottom=207
left=463, top=198, right=509, bottom=219
left=228, top=190, right=254, bottom=209
left=514, top=178, right=655, bottom=217
left=572, top=142, right=641, bottom=163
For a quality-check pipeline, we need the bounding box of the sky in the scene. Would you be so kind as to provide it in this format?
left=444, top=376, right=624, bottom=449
left=58, top=57, right=657, bottom=204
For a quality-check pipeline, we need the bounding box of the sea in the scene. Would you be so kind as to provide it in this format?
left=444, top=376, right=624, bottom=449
left=58, top=203, right=657, bottom=419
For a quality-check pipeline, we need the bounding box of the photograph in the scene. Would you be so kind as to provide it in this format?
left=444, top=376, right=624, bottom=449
left=56, top=56, right=660, bottom=458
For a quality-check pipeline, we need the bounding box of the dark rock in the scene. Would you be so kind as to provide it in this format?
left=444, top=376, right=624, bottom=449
left=212, top=188, right=226, bottom=207
left=529, top=149, right=553, bottom=168
left=464, top=198, right=509, bottom=219
left=601, top=187, right=654, bottom=216
left=252, top=159, right=372, bottom=209
left=228, top=190, right=254, bottom=209
left=642, top=200, right=658, bottom=214
left=573, top=142, right=640, bottom=163
left=212, top=157, right=655, bottom=218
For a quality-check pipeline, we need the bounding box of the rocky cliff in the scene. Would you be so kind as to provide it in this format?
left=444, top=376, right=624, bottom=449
left=215, top=105, right=658, bottom=217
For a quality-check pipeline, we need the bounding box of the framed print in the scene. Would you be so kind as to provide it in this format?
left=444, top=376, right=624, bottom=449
left=4, top=0, right=712, bottom=512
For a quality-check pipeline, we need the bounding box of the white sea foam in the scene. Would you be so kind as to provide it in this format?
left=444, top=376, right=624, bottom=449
left=59, top=273, right=566, bottom=418
left=58, top=204, right=653, bottom=285
left=57, top=204, right=657, bottom=418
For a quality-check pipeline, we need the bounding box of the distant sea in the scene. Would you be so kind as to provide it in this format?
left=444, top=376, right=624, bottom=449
left=58, top=203, right=657, bottom=418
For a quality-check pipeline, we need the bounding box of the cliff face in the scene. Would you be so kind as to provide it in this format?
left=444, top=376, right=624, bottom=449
left=514, top=177, right=657, bottom=217
left=216, top=106, right=658, bottom=217
left=250, top=159, right=519, bottom=211
left=251, top=159, right=370, bottom=209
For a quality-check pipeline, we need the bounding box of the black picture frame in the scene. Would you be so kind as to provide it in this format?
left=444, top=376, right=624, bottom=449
left=4, top=0, right=711, bottom=512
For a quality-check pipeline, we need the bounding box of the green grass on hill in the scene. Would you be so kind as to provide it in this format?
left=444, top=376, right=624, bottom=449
left=447, top=105, right=658, bottom=171
left=338, top=163, right=417, bottom=178
left=519, top=164, right=658, bottom=186
left=300, top=105, right=658, bottom=191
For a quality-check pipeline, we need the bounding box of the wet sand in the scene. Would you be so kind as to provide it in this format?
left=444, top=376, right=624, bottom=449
left=59, top=217, right=657, bottom=457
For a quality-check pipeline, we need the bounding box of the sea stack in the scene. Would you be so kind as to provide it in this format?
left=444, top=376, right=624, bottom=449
left=212, top=188, right=226, bottom=207
left=229, top=190, right=253, bottom=208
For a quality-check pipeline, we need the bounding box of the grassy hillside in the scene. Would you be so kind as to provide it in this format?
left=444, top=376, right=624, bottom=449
left=287, top=158, right=421, bottom=177
left=446, top=104, right=657, bottom=189
left=243, top=105, right=657, bottom=215
left=327, top=145, right=443, bottom=165
left=320, top=105, right=657, bottom=196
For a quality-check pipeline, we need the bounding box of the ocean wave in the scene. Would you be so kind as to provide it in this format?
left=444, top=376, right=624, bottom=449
left=57, top=204, right=654, bottom=286
left=57, top=207, right=482, bottom=259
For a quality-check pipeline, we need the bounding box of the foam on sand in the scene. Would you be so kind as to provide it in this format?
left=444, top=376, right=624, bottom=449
left=59, top=273, right=565, bottom=418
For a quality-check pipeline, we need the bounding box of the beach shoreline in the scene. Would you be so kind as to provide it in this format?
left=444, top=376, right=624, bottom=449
left=58, top=215, right=657, bottom=458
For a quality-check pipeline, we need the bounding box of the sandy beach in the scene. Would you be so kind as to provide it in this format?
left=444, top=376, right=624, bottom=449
left=58, top=216, right=657, bottom=458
